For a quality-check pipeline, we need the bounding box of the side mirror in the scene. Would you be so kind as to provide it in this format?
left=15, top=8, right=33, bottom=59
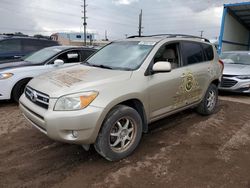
left=67, top=53, right=78, bottom=59
left=54, top=59, right=64, bottom=66
left=152, top=61, right=171, bottom=73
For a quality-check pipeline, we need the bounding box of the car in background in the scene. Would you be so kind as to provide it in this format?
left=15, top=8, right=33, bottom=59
left=0, top=36, right=59, bottom=63
left=219, top=51, right=250, bottom=93
left=0, top=46, right=96, bottom=101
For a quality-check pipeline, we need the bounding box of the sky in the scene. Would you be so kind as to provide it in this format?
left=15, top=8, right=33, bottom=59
left=0, top=0, right=249, bottom=40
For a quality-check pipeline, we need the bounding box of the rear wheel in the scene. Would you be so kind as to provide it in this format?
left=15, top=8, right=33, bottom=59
left=196, top=84, right=218, bottom=115
left=94, top=105, right=142, bottom=161
left=12, top=78, right=31, bottom=102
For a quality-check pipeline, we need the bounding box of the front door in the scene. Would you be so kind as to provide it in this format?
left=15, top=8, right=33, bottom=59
left=147, top=42, right=185, bottom=119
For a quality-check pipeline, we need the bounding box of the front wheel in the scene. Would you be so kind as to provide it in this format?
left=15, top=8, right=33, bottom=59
left=196, top=84, right=218, bottom=115
left=12, top=78, right=31, bottom=102
left=94, top=105, right=143, bottom=161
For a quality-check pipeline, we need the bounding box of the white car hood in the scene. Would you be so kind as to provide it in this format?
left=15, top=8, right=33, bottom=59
left=28, top=64, right=132, bottom=98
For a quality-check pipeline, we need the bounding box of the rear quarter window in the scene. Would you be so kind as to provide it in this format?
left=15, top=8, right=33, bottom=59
left=22, top=39, right=58, bottom=52
left=82, top=50, right=95, bottom=60
left=0, top=39, right=21, bottom=52
left=202, top=43, right=214, bottom=61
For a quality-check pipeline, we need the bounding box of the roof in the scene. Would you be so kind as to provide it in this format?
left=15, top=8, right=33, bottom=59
left=0, top=36, right=54, bottom=41
left=225, top=2, right=250, bottom=30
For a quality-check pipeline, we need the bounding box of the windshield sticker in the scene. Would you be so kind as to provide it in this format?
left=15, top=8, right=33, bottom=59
left=138, top=41, right=156, bottom=46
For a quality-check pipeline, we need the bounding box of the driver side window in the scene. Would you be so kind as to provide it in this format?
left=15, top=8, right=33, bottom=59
left=154, top=43, right=180, bottom=69
left=55, top=50, right=80, bottom=64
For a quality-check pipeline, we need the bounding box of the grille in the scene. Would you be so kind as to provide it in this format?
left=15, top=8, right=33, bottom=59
left=222, top=74, right=238, bottom=77
left=220, top=78, right=238, bottom=88
left=25, top=86, right=49, bottom=109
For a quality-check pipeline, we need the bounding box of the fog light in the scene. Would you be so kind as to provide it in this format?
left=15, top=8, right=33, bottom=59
left=72, top=130, right=78, bottom=138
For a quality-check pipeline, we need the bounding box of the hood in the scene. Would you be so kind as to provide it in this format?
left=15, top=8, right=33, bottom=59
left=223, top=63, right=250, bottom=76
left=0, top=60, right=38, bottom=71
left=28, top=64, right=132, bottom=98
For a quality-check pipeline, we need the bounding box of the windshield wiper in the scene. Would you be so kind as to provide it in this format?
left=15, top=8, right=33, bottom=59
left=83, top=62, right=113, bottom=69
left=82, top=61, right=92, bottom=66
left=92, top=64, right=113, bottom=69
left=82, top=61, right=134, bottom=70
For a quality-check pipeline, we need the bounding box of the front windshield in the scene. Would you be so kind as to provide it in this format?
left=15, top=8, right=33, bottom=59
left=24, top=47, right=62, bottom=64
left=85, top=41, right=155, bottom=70
left=220, top=53, right=250, bottom=65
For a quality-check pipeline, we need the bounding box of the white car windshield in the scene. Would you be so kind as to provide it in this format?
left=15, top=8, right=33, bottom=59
left=220, top=53, right=250, bottom=65
left=24, top=47, right=63, bottom=64
left=84, top=41, right=155, bottom=70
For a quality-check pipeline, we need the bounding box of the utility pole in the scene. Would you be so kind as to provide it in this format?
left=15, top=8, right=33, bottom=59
left=81, top=0, right=87, bottom=46
left=138, top=9, right=143, bottom=37
left=105, top=30, right=108, bottom=41
left=199, top=30, right=204, bottom=38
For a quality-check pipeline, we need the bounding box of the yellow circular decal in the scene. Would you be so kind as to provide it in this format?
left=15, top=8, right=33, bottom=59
left=185, top=73, right=194, bottom=91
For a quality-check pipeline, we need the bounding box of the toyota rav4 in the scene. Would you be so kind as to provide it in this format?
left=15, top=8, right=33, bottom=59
left=19, top=34, right=223, bottom=161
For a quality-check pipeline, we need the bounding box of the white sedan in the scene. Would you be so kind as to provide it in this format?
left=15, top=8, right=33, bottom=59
left=0, top=46, right=96, bottom=101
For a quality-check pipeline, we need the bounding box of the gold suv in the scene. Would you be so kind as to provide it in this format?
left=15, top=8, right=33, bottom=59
left=19, top=34, right=223, bottom=161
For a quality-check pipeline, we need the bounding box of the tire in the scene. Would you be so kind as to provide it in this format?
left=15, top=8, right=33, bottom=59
left=94, top=105, right=143, bottom=161
left=196, top=84, right=218, bottom=116
left=12, top=78, right=31, bottom=102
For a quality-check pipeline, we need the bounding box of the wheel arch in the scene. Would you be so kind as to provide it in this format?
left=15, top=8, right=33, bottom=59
left=118, top=98, right=148, bottom=133
left=11, top=77, right=33, bottom=99
left=211, top=79, right=219, bottom=87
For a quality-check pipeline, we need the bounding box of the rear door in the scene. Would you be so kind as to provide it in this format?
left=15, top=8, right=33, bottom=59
left=179, top=41, right=212, bottom=104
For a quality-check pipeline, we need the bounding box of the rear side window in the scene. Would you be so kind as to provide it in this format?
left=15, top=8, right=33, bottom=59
left=0, top=39, right=21, bottom=52
left=22, top=39, right=39, bottom=52
left=57, top=50, right=80, bottom=63
left=202, top=44, right=214, bottom=61
left=82, top=50, right=95, bottom=60
left=22, top=39, right=58, bottom=52
left=182, top=42, right=204, bottom=65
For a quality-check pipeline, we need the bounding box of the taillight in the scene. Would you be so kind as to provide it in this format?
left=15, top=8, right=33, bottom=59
left=218, top=59, right=224, bottom=73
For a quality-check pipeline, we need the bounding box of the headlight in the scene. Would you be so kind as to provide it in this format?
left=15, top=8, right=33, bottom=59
left=236, top=75, right=250, bottom=79
left=0, top=73, right=13, bottom=80
left=54, top=91, right=98, bottom=111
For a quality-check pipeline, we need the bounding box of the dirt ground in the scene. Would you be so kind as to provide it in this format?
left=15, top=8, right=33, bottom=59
left=0, top=94, right=250, bottom=188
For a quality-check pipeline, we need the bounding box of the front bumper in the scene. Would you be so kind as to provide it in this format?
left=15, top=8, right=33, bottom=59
left=218, top=76, right=250, bottom=93
left=19, top=94, right=106, bottom=144
left=0, top=79, right=13, bottom=100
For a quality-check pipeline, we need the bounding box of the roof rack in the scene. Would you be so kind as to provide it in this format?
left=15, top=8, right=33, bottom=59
left=127, top=34, right=210, bottom=43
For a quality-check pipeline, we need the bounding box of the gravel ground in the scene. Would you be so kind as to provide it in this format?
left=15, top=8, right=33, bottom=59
left=0, top=94, right=249, bottom=188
